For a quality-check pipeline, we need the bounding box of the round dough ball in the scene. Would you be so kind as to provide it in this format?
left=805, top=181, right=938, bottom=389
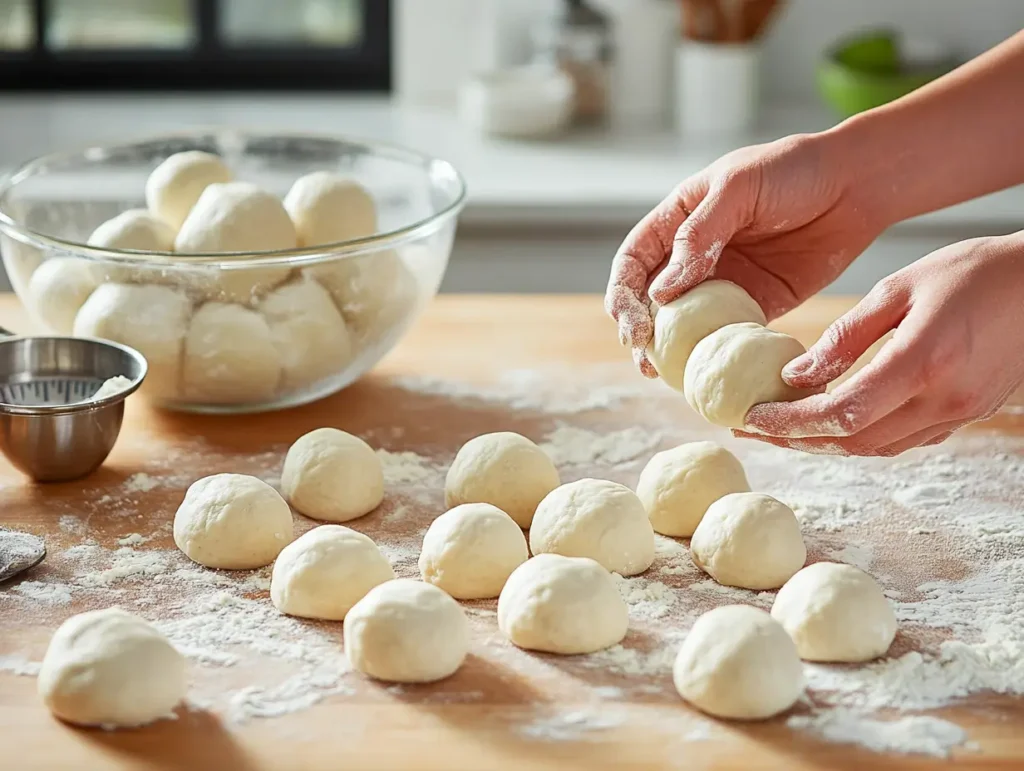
left=2, top=236, right=44, bottom=297
left=635, top=441, right=749, bottom=537
left=497, top=554, right=628, bottom=654
left=281, top=428, right=383, bottom=522
left=27, top=258, right=98, bottom=334
left=173, top=473, right=293, bottom=569
left=271, top=525, right=395, bottom=620
left=771, top=562, right=897, bottom=662
left=88, top=209, right=176, bottom=252
left=673, top=605, right=803, bottom=720
left=419, top=503, right=529, bottom=600
left=648, top=280, right=766, bottom=391
left=344, top=579, right=469, bottom=683
left=684, top=322, right=815, bottom=429
left=146, top=150, right=233, bottom=229
left=38, top=607, right=186, bottom=728
left=283, top=171, right=377, bottom=247
left=530, top=478, right=655, bottom=576
left=445, top=432, right=559, bottom=529
left=690, top=492, right=806, bottom=590
left=258, top=278, right=353, bottom=390
left=182, top=302, right=282, bottom=404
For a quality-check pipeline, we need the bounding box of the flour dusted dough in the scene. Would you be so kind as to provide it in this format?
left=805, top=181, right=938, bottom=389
left=283, top=171, right=377, bottom=247
left=28, top=258, right=98, bottom=334
left=173, top=473, right=293, bottom=569
left=690, top=492, right=805, bottom=590
left=281, top=428, right=383, bottom=522
left=530, top=478, right=655, bottom=576
left=38, top=607, right=186, bottom=728
left=684, top=322, right=814, bottom=428
left=635, top=441, right=749, bottom=537
left=271, top=525, right=394, bottom=620
left=419, top=503, right=529, bottom=599
left=497, top=554, right=628, bottom=654
left=87, top=209, right=177, bottom=284
left=344, top=579, right=469, bottom=683
left=146, top=151, right=233, bottom=229
left=673, top=604, right=803, bottom=720
left=772, top=562, right=897, bottom=662
left=2, top=236, right=44, bottom=297
left=445, top=432, right=560, bottom=528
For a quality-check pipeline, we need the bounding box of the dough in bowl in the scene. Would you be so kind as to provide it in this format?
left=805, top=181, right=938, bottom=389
left=146, top=150, right=233, bottom=229
left=283, top=171, right=377, bottom=246
left=27, top=258, right=98, bottom=334
left=87, top=209, right=177, bottom=285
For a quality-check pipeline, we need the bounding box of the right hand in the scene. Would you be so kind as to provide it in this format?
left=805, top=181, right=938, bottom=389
left=605, top=132, right=887, bottom=376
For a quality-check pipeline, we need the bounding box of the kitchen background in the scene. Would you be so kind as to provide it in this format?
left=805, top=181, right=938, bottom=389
left=0, top=0, right=1022, bottom=294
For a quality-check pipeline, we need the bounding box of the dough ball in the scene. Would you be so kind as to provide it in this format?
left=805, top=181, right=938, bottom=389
left=182, top=302, right=282, bottom=404
left=690, top=492, right=805, bottom=590
left=38, top=607, right=186, bottom=728
left=530, top=478, right=655, bottom=576
left=271, top=525, right=394, bottom=620
left=87, top=209, right=177, bottom=284
left=419, top=503, right=529, bottom=600
left=283, top=171, right=377, bottom=246
left=445, top=432, right=560, bottom=528
left=27, top=258, right=98, bottom=334
left=258, top=278, right=354, bottom=390
left=497, top=554, right=628, bottom=654
left=146, top=150, right=233, bottom=229
left=2, top=236, right=44, bottom=297
left=684, top=322, right=815, bottom=428
left=648, top=280, right=766, bottom=390
left=673, top=605, right=803, bottom=720
left=281, top=428, right=383, bottom=522
left=635, top=441, right=749, bottom=537
left=73, top=283, right=191, bottom=400
left=771, top=562, right=897, bottom=662
left=173, top=473, right=293, bottom=569
left=344, top=579, right=469, bottom=683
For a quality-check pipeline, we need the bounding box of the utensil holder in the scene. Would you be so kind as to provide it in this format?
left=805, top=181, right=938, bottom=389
left=676, top=40, right=760, bottom=137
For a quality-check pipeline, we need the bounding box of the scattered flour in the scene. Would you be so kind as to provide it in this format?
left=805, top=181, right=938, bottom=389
left=518, top=709, right=627, bottom=741
left=11, top=581, right=73, bottom=606
left=0, top=654, right=41, bottom=676
left=376, top=449, right=441, bottom=486
left=123, top=473, right=162, bottom=494
left=541, top=425, right=662, bottom=467
left=788, top=711, right=970, bottom=758
left=613, top=573, right=676, bottom=620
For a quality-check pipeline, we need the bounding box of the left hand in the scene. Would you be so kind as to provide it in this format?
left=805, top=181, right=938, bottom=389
left=736, top=233, right=1024, bottom=456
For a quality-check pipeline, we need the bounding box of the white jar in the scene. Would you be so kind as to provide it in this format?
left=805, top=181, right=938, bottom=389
left=676, top=40, right=760, bottom=136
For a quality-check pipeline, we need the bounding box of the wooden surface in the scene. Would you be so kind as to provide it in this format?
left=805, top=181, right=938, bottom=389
left=0, top=293, right=1022, bottom=771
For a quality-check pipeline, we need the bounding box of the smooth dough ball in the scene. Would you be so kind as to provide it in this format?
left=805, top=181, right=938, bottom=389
left=146, top=150, right=233, bottom=229
left=684, top=322, right=815, bottom=429
left=673, top=605, right=803, bottom=720
left=2, top=236, right=44, bottom=297
left=647, top=280, right=766, bottom=391
left=258, top=278, right=353, bottom=390
left=530, top=478, right=655, bottom=576
left=73, top=283, right=191, bottom=400
left=445, top=432, right=560, bottom=529
left=771, top=562, right=897, bottom=662
left=173, top=473, right=293, bottom=569
left=344, top=579, right=469, bottom=683
left=27, top=258, right=98, bottom=334
left=38, top=607, right=186, bottom=728
left=283, top=171, right=377, bottom=247
left=419, top=503, right=529, bottom=600
left=182, top=302, right=282, bottom=403
left=87, top=210, right=177, bottom=284
left=281, top=428, right=383, bottom=522
left=271, top=525, right=394, bottom=620
left=635, top=441, right=749, bottom=537
left=690, top=492, right=806, bottom=590
left=497, top=554, right=628, bottom=654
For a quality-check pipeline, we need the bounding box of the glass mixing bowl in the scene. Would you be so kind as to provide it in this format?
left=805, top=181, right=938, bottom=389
left=0, top=130, right=465, bottom=413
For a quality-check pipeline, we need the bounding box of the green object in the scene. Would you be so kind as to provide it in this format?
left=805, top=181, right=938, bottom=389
left=816, top=29, right=955, bottom=118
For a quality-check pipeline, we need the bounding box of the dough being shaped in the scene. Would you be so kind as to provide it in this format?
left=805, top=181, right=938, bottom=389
left=497, top=554, right=628, bottom=654
left=38, top=607, right=186, bottom=728
left=419, top=503, right=529, bottom=599
left=648, top=280, right=766, bottom=390
left=771, top=562, right=897, bottom=662
left=283, top=171, right=377, bottom=247
left=281, top=428, right=383, bottom=522
left=73, top=283, right=191, bottom=400
left=173, top=473, right=293, bottom=569
left=690, top=492, right=805, bottom=590
left=445, top=432, right=559, bottom=529
left=271, top=525, right=394, bottom=620
left=182, top=302, right=282, bottom=404
left=146, top=150, right=233, bottom=229
left=27, top=258, right=98, bottom=334
left=87, top=209, right=177, bottom=284
left=684, top=322, right=815, bottom=428
left=2, top=235, right=44, bottom=297
left=673, top=605, right=803, bottom=720
left=635, top=441, right=749, bottom=537
left=258, top=278, right=353, bottom=390
left=530, top=478, right=655, bottom=576
left=344, top=579, right=469, bottom=683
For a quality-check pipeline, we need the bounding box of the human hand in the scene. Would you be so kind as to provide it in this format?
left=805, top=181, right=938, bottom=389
left=738, top=233, right=1024, bottom=456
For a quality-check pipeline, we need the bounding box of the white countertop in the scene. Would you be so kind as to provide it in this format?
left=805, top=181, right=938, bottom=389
left=0, top=94, right=1021, bottom=231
